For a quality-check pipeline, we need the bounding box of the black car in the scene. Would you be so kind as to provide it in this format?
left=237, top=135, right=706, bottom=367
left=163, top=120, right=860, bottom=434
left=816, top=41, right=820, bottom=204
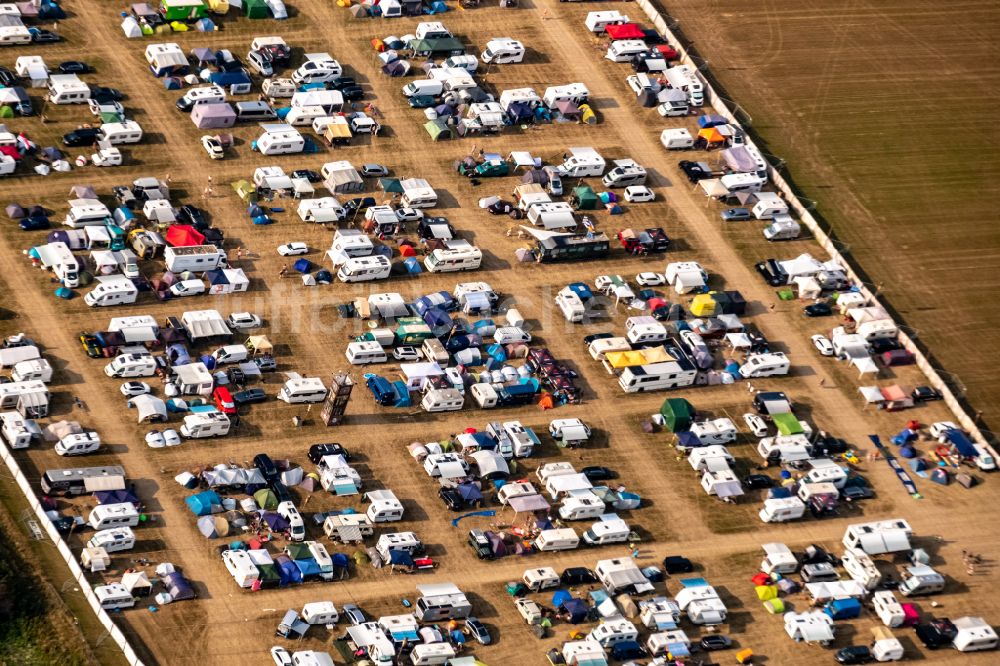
left=869, top=337, right=903, bottom=354
left=835, top=646, right=874, bottom=664
left=742, top=474, right=773, bottom=490
left=58, top=61, right=90, bottom=74
left=344, top=197, right=377, bottom=213
left=560, top=567, right=599, bottom=586
left=801, top=544, right=837, bottom=566
left=915, top=619, right=958, bottom=649
left=340, top=86, right=365, bottom=101
left=467, top=529, right=494, bottom=560
left=254, top=355, right=277, bottom=372
left=328, top=77, right=356, bottom=90
left=30, top=28, right=61, bottom=43
left=678, top=160, right=712, bottom=183
left=63, top=128, right=101, bottom=147
left=582, top=466, right=616, bottom=483
left=0, top=67, right=17, bottom=87
left=291, top=169, right=322, bottom=183
left=753, top=391, right=791, bottom=415
left=662, top=555, right=694, bottom=574
left=90, top=86, right=124, bottom=102
left=841, top=485, right=874, bottom=502
left=253, top=453, right=279, bottom=482
left=803, top=302, right=833, bottom=317
left=700, top=635, right=733, bottom=651
left=176, top=204, right=208, bottom=229
left=912, top=385, right=943, bottom=402
left=439, top=487, right=464, bottom=511
left=233, top=388, right=267, bottom=405
left=271, top=480, right=292, bottom=503
left=19, top=216, right=51, bottom=231
left=583, top=332, right=614, bottom=347
left=307, top=443, right=350, bottom=464
left=755, top=258, right=788, bottom=286
left=811, top=435, right=849, bottom=457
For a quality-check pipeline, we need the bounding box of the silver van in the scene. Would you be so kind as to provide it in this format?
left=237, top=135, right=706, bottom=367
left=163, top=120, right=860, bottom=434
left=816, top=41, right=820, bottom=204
left=235, top=101, right=277, bottom=121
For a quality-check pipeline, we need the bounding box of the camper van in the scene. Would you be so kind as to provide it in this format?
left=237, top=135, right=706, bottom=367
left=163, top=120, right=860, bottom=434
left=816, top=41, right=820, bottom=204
left=763, top=217, right=801, bottom=241
left=0, top=411, right=35, bottom=449
left=421, top=388, right=464, bottom=413
left=95, top=583, right=136, bottom=611
left=12, top=358, right=53, bottom=383
left=533, top=528, right=580, bottom=552
left=277, top=501, right=306, bottom=542
left=523, top=567, right=560, bottom=592
left=337, top=256, right=392, bottom=283
left=179, top=411, right=231, bottom=438
left=481, top=38, right=525, bottom=64
left=104, top=354, right=157, bottom=378
left=556, top=147, right=605, bottom=178
left=99, top=121, right=143, bottom=145
left=89, top=527, right=136, bottom=553
left=402, top=79, right=444, bottom=98
left=345, top=341, right=388, bottom=365
left=424, top=246, right=482, bottom=273
left=55, top=432, right=101, bottom=456
left=739, top=352, right=790, bottom=378
left=212, top=345, right=248, bottom=365
left=618, top=361, right=698, bottom=393
left=277, top=377, right=328, bottom=404
left=176, top=85, right=226, bottom=111
left=582, top=516, right=631, bottom=545
left=664, top=65, right=704, bottom=106
left=585, top=11, right=629, bottom=33
left=292, top=53, right=343, bottom=85
left=89, top=502, right=140, bottom=530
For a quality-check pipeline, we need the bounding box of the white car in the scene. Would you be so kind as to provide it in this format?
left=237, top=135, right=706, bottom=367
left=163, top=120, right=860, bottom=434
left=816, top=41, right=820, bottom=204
left=636, top=272, right=666, bottom=287
left=169, top=279, right=206, bottom=297
left=120, top=381, right=151, bottom=397
left=392, top=346, right=421, bottom=361
left=163, top=429, right=181, bottom=447
left=929, top=421, right=961, bottom=440
left=743, top=413, right=769, bottom=438
left=277, top=242, right=308, bottom=256
left=270, top=646, right=293, bottom=666
left=227, top=312, right=262, bottom=330
left=494, top=327, right=532, bottom=344
left=624, top=186, right=655, bottom=203
left=811, top=334, right=834, bottom=356
left=145, top=430, right=165, bottom=449
left=394, top=207, right=424, bottom=223
left=201, top=135, right=224, bottom=160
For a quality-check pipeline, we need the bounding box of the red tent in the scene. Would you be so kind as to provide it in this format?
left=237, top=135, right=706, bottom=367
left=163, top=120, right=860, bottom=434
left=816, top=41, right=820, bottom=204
left=399, top=244, right=416, bottom=257
left=655, top=44, right=680, bottom=60
left=605, top=23, right=645, bottom=41
left=165, top=224, right=205, bottom=247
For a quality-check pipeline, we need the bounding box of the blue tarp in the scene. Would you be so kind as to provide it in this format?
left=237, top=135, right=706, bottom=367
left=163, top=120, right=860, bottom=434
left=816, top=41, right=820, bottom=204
left=552, top=590, right=572, bottom=607
left=185, top=490, right=222, bottom=516
left=389, top=550, right=414, bottom=566
left=945, top=429, right=977, bottom=458
left=95, top=489, right=139, bottom=506
left=294, top=558, right=322, bottom=578
left=275, top=556, right=302, bottom=585
left=560, top=598, right=589, bottom=624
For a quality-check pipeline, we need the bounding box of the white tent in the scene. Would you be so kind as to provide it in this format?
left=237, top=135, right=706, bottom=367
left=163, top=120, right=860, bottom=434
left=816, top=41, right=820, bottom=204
left=794, top=276, right=822, bottom=300
left=724, top=332, right=751, bottom=350
left=129, top=394, right=167, bottom=423
left=121, top=16, right=142, bottom=38
left=858, top=386, right=885, bottom=404
left=851, top=356, right=879, bottom=377
left=470, top=450, right=509, bottom=478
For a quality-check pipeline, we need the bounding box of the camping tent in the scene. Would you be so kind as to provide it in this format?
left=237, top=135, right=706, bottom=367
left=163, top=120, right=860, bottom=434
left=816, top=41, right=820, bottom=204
left=129, top=394, right=167, bottom=423
left=165, top=225, right=205, bottom=247
left=660, top=398, right=694, bottom=432
left=197, top=515, right=229, bottom=538
left=571, top=185, right=598, bottom=210
left=254, top=489, right=279, bottom=510
left=424, top=118, right=454, bottom=141
left=186, top=490, right=222, bottom=516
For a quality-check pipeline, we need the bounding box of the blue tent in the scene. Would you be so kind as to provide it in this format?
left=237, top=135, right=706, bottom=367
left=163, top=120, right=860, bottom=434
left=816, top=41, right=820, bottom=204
left=331, top=553, right=349, bottom=569
left=824, top=598, right=862, bottom=620
left=294, top=558, right=322, bottom=578
left=199, top=355, right=217, bottom=370
left=486, top=343, right=507, bottom=361
left=698, top=114, right=726, bottom=128
left=403, top=257, right=422, bottom=274
left=55, top=287, right=74, bottom=299
left=930, top=469, right=949, bottom=485
left=293, top=258, right=312, bottom=273
left=252, top=215, right=273, bottom=225
left=392, top=382, right=412, bottom=407
left=560, top=598, right=589, bottom=624
left=457, top=482, right=483, bottom=503
left=552, top=590, right=572, bottom=607
left=677, top=431, right=702, bottom=448
left=449, top=629, right=466, bottom=645
left=506, top=102, right=532, bottom=124
left=194, top=18, right=215, bottom=31
left=891, top=428, right=918, bottom=446
left=389, top=550, right=414, bottom=567
left=247, top=204, right=264, bottom=217
left=908, top=458, right=928, bottom=472
left=95, top=489, right=139, bottom=506
left=945, top=429, right=976, bottom=457
left=185, top=490, right=222, bottom=516
left=163, top=77, right=182, bottom=90
left=275, top=557, right=302, bottom=585
left=315, top=269, right=333, bottom=284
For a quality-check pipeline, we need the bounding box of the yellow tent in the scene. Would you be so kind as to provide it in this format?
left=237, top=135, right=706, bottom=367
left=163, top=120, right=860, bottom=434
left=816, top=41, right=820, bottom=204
left=764, top=598, right=785, bottom=614
left=206, top=0, right=230, bottom=13
left=755, top=585, right=778, bottom=601
left=640, top=347, right=675, bottom=364
left=604, top=350, right=647, bottom=369
left=690, top=293, right=716, bottom=317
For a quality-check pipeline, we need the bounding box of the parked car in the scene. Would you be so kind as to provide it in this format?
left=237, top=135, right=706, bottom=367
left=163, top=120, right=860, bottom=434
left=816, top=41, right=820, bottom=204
left=341, top=604, right=367, bottom=626
left=177, top=205, right=207, bottom=229
left=468, top=529, right=494, bottom=560
left=835, top=646, right=874, bottom=664
left=804, top=302, right=833, bottom=317
left=63, top=127, right=102, bottom=147
left=465, top=617, right=491, bottom=645
left=291, top=169, right=322, bottom=183
left=90, top=86, right=124, bottom=102
left=19, top=217, right=51, bottom=231
left=227, top=312, right=262, bottom=330
left=583, top=332, right=614, bottom=346
left=811, top=334, right=834, bottom=356
left=0, top=67, right=16, bottom=87
left=392, top=346, right=421, bottom=361
left=678, top=160, right=711, bottom=182
left=915, top=618, right=957, bottom=649
left=344, top=197, right=377, bottom=213
left=277, top=242, right=308, bottom=256
left=662, top=555, right=694, bottom=574
left=743, top=413, right=768, bottom=437
left=201, top=135, right=224, bottom=160
left=912, top=386, right=943, bottom=402
left=624, top=185, right=655, bottom=203
left=341, top=85, right=365, bottom=101
left=307, top=443, right=350, bottom=464
left=582, top=466, right=616, bottom=482
left=487, top=200, right=514, bottom=215
left=811, top=435, right=849, bottom=456
left=58, top=61, right=90, bottom=74
left=560, top=567, right=598, bottom=586
left=635, top=272, right=666, bottom=287
left=439, top=487, right=464, bottom=511
left=121, top=381, right=151, bottom=397
left=408, top=95, right=436, bottom=108
left=721, top=208, right=752, bottom=222
left=328, top=77, right=356, bottom=90
left=169, top=280, right=205, bottom=297
left=841, top=485, right=874, bottom=502
left=700, top=635, right=733, bottom=651
left=361, top=163, right=389, bottom=178
left=394, top=207, right=423, bottom=223
left=29, top=28, right=61, bottom=43
left=270, top=646, right=293, bottom=666
left=253, top=453, right=279, bottom=482
left=254, top=356, right=277, bottom=372
left=742, top=474, right=773, bottom=490
left=234, top=388, right=267, bottom=405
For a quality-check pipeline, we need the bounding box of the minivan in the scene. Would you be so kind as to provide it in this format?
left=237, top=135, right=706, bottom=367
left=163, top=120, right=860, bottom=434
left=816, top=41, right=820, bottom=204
left=801, top=562, right=840, bottom=583
left=213, top=386, right=237, bottom=415
left=235, top=101, right=277, bottom=121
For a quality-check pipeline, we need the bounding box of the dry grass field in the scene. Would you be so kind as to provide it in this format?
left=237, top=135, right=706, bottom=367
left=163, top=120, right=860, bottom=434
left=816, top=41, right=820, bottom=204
left=658, top=0, right=1000, bottom=438
left=0, top=1, right=997, bottom=664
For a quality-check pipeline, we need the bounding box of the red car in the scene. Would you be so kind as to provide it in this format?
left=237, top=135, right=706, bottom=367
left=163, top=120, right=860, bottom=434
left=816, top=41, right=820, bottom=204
left=213, top=386, right=237, bottom=415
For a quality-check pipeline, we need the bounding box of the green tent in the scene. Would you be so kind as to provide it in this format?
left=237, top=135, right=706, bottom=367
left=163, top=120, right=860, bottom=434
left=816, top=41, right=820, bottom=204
left=424, top=119, right=454, bottom=141
left=243, top=0, right=269, bottom=18
left=100, top=111, right=124, bottom=124
left=571, top=185, right=598, bottom=210
left=285, top=543, right=311, bottom=560
left=231, top=179, right=257, bottom=203
left=408, top=37, right=466, bottom=55
left=660, top=398, right=694, bottom=433
left=0, top=106, right=13, bottom=119
left=256, top=562, right=280, bottom=584
left=772, top=412, right=803, bottom=436
left=254, top=488, right=278, bottom=510
left=378, top=177, right=403, bottom=193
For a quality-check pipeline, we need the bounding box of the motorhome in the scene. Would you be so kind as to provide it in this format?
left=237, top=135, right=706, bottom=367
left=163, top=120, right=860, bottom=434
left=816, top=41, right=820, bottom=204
left=55, top=432, right=101, bottom=456
left=89, top=502, right=140, bottom=530
left=277, top=377, right=328, bottom=404
left=176, top=85, right=225, bottom=111
left=556, top=147, right=605, bottom=178
left=533, top=527, right=579, bottom=551
left=329, top=229, right=372, bottom=259
left=179, top=411, right=231, bottom=438
left=602, top=159, right=647, bottom=188
left=424, top=245, right=482, bottom=273
left=585, top=10, right=629, bottom=33
left=399, top=178, right=438, bottom=208
left=277, top=501, right=306, bottom=542
left=104, top=354, right=157, bottom=378
left=899, top=564, right=946, bottom=596
left=88, top=527, right=136, bottom=553
left=481, top=38, right=525, bottom=64
left=582, top=516, right=631, bottom=545
left=618, top=360, right=697, bottom=393
left=664, top=65, right=704, bottom=106
left=337, top=256, right=392, bottom=283
left=0, top=411, right=35, bottom=449
left=739, top=352, right=790, bottom=378
left=11, top=358, right=52, bottom=383
left=164, top=245, right=228, bottom=273
left=842, top=548, right=882, bottom=590
left=35, top=242, right=81, bottom=287
left=625, top=316, right=667, bottom=345
left=292, top=53, right=343, bottom=85
left=543, top=83, right=590, bottom=109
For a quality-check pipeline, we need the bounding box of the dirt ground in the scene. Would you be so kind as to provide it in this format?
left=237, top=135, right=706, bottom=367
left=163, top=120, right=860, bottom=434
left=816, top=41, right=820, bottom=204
left=653, top=0, right=1000, bottom=438
left=0, top=1, right=997, bottom=665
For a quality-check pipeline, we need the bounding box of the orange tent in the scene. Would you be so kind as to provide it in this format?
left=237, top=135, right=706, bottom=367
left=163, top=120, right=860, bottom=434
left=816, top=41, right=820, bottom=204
left=697, top=127, right=725, bottom=145
left=399, top=245, right=416, bottom=257
left=370, top=38, right=385, bottom=52
left=538, top=394, right=554, bottom=410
